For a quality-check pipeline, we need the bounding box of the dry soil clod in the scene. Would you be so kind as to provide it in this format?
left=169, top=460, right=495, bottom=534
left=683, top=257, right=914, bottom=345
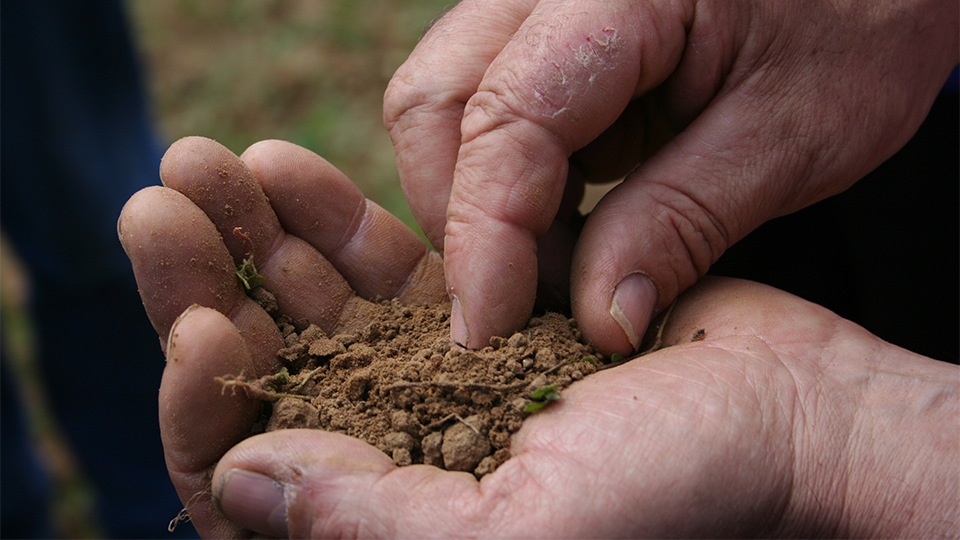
left=221, top=295, right=682, bottom=478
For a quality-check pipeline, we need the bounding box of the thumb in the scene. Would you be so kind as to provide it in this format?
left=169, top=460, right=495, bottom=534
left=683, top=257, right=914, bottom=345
left=570, top=78, right=863, bottom=356
left=209, top=430, right=490, bottom=539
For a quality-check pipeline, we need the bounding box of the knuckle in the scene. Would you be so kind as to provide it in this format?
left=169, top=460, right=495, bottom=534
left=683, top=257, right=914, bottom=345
left=461, top=79, right=528, bottom=144
left=383, top=65, right=426, bottom=130
left=654, top=187, right=732, bottom=280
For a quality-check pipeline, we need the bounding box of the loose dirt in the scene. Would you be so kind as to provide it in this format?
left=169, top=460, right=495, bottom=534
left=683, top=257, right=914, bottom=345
left=224, top=289, right=614, bottom=478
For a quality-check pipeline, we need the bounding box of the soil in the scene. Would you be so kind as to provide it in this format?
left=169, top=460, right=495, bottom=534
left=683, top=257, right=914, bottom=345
left=224, top=289, right=612, bottom=478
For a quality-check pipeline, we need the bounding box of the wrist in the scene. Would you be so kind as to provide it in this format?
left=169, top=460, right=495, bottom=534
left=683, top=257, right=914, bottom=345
left=843, top=351, right=958, bottom=537
left=784, top=331, right=958, bottom=537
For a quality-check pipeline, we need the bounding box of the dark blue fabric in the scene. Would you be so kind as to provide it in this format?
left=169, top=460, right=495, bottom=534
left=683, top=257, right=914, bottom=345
left=1, top=1, right=163, bottom=287
left=945, top=64, right=959, bottom=94
left=1, top=1, right=198, bottom=537
left=0, top=361, right=51, bottom=539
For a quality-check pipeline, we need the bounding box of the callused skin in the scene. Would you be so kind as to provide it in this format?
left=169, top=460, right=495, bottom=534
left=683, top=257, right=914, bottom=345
left=121, top=137, right=958, bottom=539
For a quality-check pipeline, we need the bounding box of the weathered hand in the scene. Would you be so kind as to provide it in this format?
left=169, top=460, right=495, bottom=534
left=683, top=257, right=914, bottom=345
left=384, top=0, right=959, bottom=354
left=205, top=277, right=959, bottom=538
left=118, top=137, right=447, bottom=537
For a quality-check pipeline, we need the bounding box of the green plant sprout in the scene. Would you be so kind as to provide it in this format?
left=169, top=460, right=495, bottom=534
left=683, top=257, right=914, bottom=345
left=233, top=227, right=265, bottom=291
left=568, top=355, right=598, bottom=366
left=524, top=383, right=560, bottom=413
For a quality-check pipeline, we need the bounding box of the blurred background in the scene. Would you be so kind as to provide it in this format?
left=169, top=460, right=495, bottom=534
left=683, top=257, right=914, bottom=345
left=1, top=1, right=450, bottom=537
left=130, top=0, right=452, bottom=228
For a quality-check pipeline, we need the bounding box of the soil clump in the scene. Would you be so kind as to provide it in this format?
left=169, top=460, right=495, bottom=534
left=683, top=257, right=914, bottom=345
left=224, top=291, right=605, bottom=478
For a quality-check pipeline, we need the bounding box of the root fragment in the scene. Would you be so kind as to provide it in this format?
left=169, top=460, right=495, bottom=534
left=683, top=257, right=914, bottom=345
left=168, top=507, right=191, bottom=532
left=167, top=489, right=206, bottom=532
left=217, top=374, right=311, bottom=402
left=421, top=413, right=481, bottom=436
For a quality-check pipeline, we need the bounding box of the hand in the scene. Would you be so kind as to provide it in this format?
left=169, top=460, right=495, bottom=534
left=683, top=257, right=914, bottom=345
left=205, top=276, right=958, bottom=538
left=384, top=0, right=960, bottom=354
left=118, top=136, right=447, bottom=537
left=120, top=138, right=956, bottom=538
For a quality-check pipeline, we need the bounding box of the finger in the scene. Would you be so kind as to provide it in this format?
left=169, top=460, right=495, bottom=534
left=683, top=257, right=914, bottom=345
left=238, top=140, right=446, bottom=305
left=118, top=185, right=283, bottom=364
left=210, top=430, right=551, bottom=539
left=443, top=0, right=690, bottom=347
left=160, top=305, right=260, bottom=539
left=158, top=136, right=356, bottom=333
left=571, top=106, right=772, bottom=355
left=384, top=0, right=538, bottom=250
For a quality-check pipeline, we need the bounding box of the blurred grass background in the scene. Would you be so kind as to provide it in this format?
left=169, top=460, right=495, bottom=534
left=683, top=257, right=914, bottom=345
left=1, top=1, right=451, bottom=537
left=129, top=0, right=455, bottom=231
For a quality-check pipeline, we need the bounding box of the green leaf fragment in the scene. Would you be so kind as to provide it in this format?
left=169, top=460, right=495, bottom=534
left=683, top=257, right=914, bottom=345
left=236, top=255, right=265, bottom=290
left=530, top=383, right=559, bottom=400
left=524, top=400, right=551, bottom=413
left=525, top=383, right=561, bottom=413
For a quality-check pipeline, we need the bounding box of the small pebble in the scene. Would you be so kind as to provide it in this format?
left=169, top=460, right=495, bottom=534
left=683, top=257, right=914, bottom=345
left=333, top=333, right=357, bottom=347
left=474, top=456, right=498, bottom=477
left=384, top=431, right=416, bottom=451
left=422, top=432, right=443, bottom=467
left=442, top=416, right=490, bottom=472
left=392, top=448, right=412, bottom=467
left=507, top=333, right=528, bottom=348
left=535, top=348, right=556, bottom=367
left=299, top=324, right=325, bottom=343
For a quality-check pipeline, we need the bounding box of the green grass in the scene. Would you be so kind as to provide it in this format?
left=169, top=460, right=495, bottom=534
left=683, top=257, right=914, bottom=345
left=129, top=0, right=453, bottom=235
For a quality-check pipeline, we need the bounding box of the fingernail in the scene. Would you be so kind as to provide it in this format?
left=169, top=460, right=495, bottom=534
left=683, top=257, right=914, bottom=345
left=450, top=294, right=469, bottom=347
left=165, top=304, right=201, bottom=360
left=216, top=469, right=289, bottom=538
left=610, top=274, right=657, bottom=351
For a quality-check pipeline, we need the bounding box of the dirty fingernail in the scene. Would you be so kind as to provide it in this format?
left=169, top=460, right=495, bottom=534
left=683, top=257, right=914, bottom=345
left=610, top=274, right=657, bottom=351
left=450, top=295, right=469, bottom=347
left=216, top=469, right=289, bottom=538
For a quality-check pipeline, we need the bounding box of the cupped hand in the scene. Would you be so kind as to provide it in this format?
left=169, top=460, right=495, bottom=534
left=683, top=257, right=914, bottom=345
left=205, top=276, right=958, bottom=538
left=384, top=0, right=960, bottom=354
left=118, top=136, right=447, bottom=537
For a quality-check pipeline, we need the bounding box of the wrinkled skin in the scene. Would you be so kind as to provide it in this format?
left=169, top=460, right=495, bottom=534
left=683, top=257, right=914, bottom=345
left=383, top=0, right=959, bottom=354
left=120, top=138, right=957, bottom=539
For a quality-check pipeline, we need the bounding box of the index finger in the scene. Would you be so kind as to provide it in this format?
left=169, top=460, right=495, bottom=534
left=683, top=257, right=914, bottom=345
left=443, top=0, right=690, bottom=347
left=384, top=0, right=538, bottom=250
